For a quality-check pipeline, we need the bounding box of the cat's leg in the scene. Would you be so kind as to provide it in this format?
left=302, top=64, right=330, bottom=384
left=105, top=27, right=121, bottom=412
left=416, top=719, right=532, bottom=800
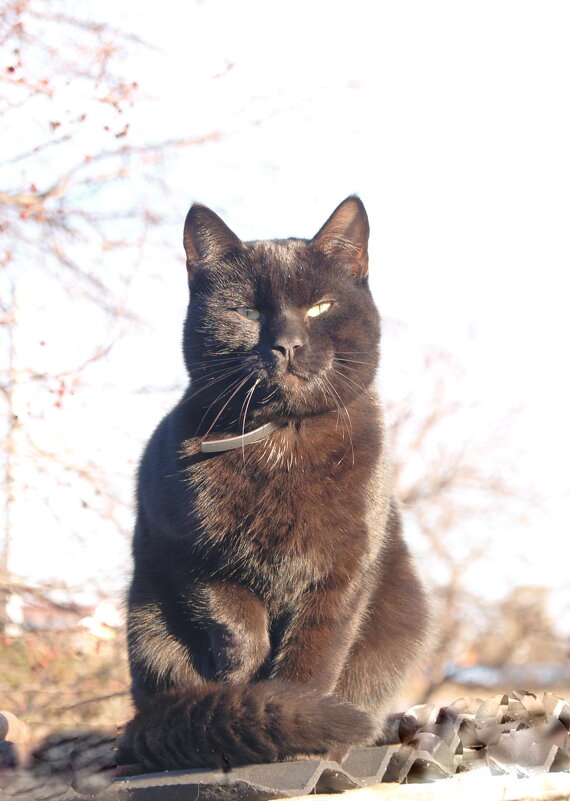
left=128, top=575, right=270, bottom=703
left=127, top=576, right=205, bottom=706
left=268, top=577, right=370, bottom=695
left=123, top=576, right=271, bottom=768
left=121, top=577, right=206, bottom=766
left=265, top=577, right=373, bottom=763
left=196, top=581, right=270, bottom=683
left=335, top=513, right=431, bottom=741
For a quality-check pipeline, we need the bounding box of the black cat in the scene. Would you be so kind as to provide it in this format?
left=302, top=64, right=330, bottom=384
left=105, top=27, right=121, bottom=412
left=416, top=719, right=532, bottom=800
left=121, top=196, right=430, bottom=770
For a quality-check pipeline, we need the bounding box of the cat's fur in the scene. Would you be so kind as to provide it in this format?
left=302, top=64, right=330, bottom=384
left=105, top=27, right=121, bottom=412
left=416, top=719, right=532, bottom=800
left=122, top=197, right=430, bottom=771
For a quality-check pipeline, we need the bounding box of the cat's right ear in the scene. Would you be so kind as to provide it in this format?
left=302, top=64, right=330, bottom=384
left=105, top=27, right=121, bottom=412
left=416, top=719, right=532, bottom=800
left=183, top=204, right=243, bottom=275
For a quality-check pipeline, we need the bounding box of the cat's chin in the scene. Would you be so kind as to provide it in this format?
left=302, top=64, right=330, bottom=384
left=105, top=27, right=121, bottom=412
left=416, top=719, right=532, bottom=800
left=273, top=371, right=323, bottom=406
left=280, top=370, right=311, bottom=388
left=256, top=375, right=338, bottom=422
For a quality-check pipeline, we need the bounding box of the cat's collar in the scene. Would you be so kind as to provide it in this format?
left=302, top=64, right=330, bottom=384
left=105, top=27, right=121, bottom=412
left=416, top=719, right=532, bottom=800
left=200, top=422, right=280, bottom=453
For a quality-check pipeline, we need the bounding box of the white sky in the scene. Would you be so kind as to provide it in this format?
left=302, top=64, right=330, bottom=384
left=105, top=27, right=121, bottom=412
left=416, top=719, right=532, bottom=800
left=6, top=0, right=570, bottom=625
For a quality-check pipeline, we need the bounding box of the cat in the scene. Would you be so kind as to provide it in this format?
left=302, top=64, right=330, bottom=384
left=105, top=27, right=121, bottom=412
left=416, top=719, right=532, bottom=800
left=120, top=196, right=430, bottom=771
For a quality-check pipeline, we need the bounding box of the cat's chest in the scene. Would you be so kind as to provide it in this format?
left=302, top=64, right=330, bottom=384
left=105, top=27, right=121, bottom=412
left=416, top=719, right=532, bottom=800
left=184, top=443, right=364, bottom=584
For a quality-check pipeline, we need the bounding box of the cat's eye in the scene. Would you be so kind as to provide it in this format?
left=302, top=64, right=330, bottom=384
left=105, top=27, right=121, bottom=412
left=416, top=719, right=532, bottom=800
left=307, top=301, right=332, bottom=318
left=235, top=307, right=262, bottom=321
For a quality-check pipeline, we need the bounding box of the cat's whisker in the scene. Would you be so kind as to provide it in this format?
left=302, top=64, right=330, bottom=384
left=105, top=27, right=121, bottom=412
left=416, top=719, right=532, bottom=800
left=181, top=374, right=244, bottom=415
left=335, top=357, right=376, bottom=367
left=315, top=376, right=330, bottom=411
left=316, top=375, right=346, bottom=440
left=330, top=366, right=369, bottom=396
left=195, top=372, right=250, bottom=434
left=182, top=366, right=245, bottom=409
left=190, top=363, right=243, bottom=378
left=240, top=378, right=261, bottom=461
left=201, top=373, right=255, bottom=440
left=187, top=355, right=249, bottom=369
left=191, top=363, right=248, bottom=385
left=320, top=375, right=343, bottom=436
left=188, top=348, right=251, bottom=361
left=260, top=386, right=279, bottom=405
left=334, top=350, right=375, bottom=356
left=324, top=374, right=353, bottom=434
left=322, top=374, right=354, bottom=466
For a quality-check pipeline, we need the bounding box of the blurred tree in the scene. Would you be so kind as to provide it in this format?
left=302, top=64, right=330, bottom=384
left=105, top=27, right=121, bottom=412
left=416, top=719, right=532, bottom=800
left=385, top=344, right=542, bottom=700
left=477, top=586, right=564, bottom=666
left=0, top=0, right=218, bottom=625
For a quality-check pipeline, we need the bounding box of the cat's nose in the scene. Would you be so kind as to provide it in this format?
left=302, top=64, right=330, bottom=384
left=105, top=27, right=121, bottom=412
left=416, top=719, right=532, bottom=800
left=272, top=337, right=303, bottom=363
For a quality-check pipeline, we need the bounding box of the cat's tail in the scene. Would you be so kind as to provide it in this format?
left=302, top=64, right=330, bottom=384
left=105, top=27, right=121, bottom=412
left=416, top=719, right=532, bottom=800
left=119, top=681, right=373, bottom=770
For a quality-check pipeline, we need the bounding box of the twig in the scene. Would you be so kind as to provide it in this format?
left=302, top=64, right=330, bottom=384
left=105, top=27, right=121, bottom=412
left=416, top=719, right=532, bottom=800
left=60, top=690, right=129, bottom=711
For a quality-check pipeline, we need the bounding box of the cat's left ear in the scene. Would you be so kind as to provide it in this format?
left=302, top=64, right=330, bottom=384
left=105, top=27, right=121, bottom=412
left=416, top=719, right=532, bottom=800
left=311, top=196, right=370, bottom=280
left=183, top=204, right=243, bottom=275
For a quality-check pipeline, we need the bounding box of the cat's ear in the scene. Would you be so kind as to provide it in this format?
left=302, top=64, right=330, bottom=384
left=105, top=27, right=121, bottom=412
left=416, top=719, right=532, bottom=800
left=311, top=196, right=370, bottom=280
left=183, top=204, right=243, bottom=274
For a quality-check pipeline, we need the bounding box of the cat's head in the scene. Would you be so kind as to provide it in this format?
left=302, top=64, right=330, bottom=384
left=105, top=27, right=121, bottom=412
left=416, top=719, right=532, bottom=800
left=182, top=196, right=380, bottom=431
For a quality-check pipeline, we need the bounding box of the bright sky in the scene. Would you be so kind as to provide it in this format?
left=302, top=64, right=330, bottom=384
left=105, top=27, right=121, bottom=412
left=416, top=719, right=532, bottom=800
left=7, top=1, right=570, bottom=626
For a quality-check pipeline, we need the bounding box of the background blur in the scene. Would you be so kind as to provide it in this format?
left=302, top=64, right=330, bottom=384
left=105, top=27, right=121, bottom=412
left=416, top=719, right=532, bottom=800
left=1, top=0, right=569, bottom=740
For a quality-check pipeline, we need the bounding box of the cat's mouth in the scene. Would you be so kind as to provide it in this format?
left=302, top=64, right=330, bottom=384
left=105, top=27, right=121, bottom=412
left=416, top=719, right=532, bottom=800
left=258, top=355, right=334, bottom=412
left=272, top=360, right=330, bottom=390
left=277, top=372, right=309, bottom=393
left=285, top=367, right=312, bottom=382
